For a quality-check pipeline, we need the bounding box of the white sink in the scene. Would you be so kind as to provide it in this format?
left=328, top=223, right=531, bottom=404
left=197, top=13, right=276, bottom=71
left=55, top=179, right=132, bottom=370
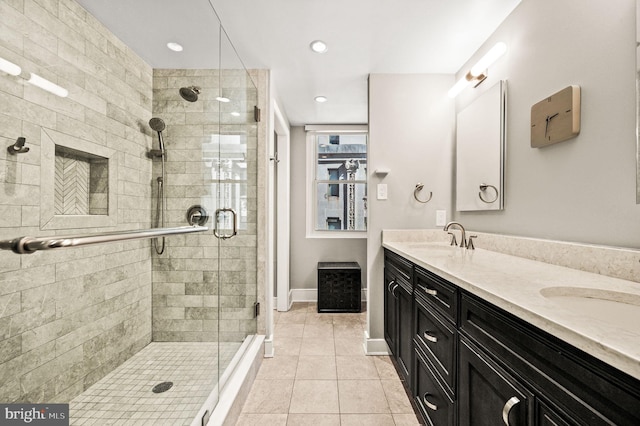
left=540, top=286, right=640, bottom=330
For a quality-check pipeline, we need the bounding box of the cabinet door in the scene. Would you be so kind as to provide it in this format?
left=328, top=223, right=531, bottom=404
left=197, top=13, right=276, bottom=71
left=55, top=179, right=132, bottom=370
left=396, top=282, right=413, bottom=384
left=384, top=269, right=398, bottom=354
left=459, top=337, right=533, bottom=426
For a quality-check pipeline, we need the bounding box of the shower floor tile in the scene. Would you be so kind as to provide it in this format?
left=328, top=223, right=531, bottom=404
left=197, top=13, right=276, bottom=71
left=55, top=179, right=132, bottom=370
left=70, top=342, right=242, bottom=425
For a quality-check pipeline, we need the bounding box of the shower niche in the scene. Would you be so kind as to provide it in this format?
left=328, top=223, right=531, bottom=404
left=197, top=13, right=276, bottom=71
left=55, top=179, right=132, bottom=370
left=40, top=128, right=117, bottom=230
left=54, top=146, right=109, bottom=216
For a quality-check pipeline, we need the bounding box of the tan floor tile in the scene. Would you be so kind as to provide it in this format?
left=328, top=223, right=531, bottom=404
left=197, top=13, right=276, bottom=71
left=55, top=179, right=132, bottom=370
left=273, top=337, right=302, bottom=356
left=289, top=380, right=340, bottom=414
left=288, top=303, right=309, bottom=312
left=303, top=323, right=334, bottom=339
left=333, top=324, right=364, bottom=339
left=286, top=413, right=340, bottom=425
left=334, top=337, right=365, bottom=356
left=332, top=315, right=363, bottom=327
left=305, top=313, right=334, bottom=324
left=306, top=303, right=318, bottom=313
left=392, top=413, right=422, bottom=425
left=299, top=337, right=335, bottom=356
left=278, top=312, right=308, bottom=324
left=381, top=379, right=415, bottom=413
left=336, top=356, right=379, bottom=379
left=372, top=356, right=399, bottom=380
left=256, top=355, right=299, bottom=380
left=275, top=323, right=304, bottom=338
left=296, top=356, right=337, bottom=380
left=235, top=413, right=288, bottom=425
left=338, top=380, right=390, bottom=414
left=340, top=414, right=395, bottom=425
left=241, top=379, right=293, bottom=414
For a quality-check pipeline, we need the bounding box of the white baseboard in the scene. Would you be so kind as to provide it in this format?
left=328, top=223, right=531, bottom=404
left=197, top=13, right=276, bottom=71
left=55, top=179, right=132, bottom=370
left=288, top=288, right=368, bottom=303
left=264, top=335, right=274, bottom=358
left=363, top=330, right=390, bottom=355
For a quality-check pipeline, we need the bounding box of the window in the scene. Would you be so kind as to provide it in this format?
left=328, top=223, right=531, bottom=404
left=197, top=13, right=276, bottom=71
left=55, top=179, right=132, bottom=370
left=305, top=125, right=368, bottom=238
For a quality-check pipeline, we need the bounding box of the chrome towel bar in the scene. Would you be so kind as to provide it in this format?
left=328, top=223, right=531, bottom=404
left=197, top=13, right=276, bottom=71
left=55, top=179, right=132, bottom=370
left=0, top=225, right=208, bottom=254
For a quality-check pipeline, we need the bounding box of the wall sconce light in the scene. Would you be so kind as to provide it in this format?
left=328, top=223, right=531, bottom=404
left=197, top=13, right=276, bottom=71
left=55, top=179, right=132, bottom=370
left=448, top=42, right=507, bottom=98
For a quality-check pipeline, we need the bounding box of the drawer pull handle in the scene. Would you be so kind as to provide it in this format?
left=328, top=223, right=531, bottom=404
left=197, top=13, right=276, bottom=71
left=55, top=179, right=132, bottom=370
left=420, top=285, right=438, bottom=296
left=502, top=396, right=520, bottom=425
left=387, top=280, right=395, bottom=292
left=423, top=332, right=438, bottom=343
left=423, top=393, right=438, bottom=411
left=391, top=284, right=399, bottom=297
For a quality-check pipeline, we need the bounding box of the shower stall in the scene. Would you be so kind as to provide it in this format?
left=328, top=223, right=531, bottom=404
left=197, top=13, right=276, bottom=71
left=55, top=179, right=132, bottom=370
left=0, top=0, right=264, bottom=424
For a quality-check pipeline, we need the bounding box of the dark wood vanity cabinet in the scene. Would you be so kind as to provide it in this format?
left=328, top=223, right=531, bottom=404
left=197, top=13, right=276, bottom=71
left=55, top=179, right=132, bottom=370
left=383, top=249, right=640, bottom=426
left=384, top=250, right=414, bottom=385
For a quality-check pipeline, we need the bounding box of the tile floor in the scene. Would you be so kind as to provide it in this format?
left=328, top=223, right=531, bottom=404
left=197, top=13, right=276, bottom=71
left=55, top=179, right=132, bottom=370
left=236, top=302, right=421, bottom=425
left=70, top=341, right=241, bottom=425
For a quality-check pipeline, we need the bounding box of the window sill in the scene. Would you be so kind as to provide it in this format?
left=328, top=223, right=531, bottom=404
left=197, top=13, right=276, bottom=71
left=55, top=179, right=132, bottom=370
left=306, top=230, right=367, bottom=239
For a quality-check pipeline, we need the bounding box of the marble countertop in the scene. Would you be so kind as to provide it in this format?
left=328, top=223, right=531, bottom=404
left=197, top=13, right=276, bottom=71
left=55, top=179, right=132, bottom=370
left=382, top=239, right=640, bottom=381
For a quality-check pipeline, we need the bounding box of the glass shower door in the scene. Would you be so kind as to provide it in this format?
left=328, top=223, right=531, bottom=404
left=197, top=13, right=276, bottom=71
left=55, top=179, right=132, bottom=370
left=212, top=28, right=259, bottom=391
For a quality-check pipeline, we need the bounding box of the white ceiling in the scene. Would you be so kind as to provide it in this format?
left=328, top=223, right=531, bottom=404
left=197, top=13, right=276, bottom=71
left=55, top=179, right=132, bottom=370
left=77, top=0, right=521, bottom=125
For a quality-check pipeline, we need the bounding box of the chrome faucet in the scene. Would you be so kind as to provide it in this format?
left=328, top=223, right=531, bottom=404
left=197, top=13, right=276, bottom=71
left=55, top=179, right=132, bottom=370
left=443, top=221, right=476, bottom=249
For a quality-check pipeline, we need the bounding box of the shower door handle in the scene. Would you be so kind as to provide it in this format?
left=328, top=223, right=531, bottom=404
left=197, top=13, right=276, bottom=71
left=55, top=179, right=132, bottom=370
left=214, top=208, right=237, bottom=240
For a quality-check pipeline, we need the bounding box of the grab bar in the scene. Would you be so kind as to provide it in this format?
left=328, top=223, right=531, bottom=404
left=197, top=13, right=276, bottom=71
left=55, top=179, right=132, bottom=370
left=0, top=225, right=208, bottom=254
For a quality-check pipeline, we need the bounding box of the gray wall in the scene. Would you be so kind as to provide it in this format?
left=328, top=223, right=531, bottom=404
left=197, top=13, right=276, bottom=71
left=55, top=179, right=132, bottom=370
left=366, top=0, right=640, bottom=344
left=452, top=0, right=640, bottom=249
left=0, top=0, right=153, bottom=402
left=289, top=126, right=367, bottom=293
left=367, top=74, right=455, bottom=340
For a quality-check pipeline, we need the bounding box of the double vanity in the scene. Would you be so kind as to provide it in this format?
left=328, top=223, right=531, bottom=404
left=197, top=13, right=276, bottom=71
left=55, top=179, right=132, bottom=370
left=382, top=229, right=640, bottom=425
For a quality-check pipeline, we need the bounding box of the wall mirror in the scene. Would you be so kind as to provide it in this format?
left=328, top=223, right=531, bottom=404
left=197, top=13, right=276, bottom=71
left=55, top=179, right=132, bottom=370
left=456, top=80, right=506, bottom=211
left=636, top=0, right=640, bottom=203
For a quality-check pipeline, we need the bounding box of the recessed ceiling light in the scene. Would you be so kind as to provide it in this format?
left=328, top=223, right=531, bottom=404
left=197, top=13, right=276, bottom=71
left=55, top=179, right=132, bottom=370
left=230, top=112, right=240, bottom=117
left=310, top=40, right=328, bottom=53
left=216, top=96, right=231, bottom=103
left=167, top=42, right=183, bottom=52
left=315, top=96, right=327, bottom=103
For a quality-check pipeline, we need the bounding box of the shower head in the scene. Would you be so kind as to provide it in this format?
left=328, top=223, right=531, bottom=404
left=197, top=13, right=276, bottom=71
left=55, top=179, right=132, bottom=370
left=179, top=86, right=201, bottom=102
left=148, top=117, right=166, bottom=154
left=149, top=117, right=166, bottom=132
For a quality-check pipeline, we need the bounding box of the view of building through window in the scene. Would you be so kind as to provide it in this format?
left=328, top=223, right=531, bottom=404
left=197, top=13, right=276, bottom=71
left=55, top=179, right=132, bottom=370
left=315, top=133, right=367, bottom=231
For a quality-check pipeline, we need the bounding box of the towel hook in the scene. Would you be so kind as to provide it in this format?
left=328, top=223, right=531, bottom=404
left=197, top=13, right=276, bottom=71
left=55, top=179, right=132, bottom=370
left=7, top=137, right=29, bottom=155
left=413, top=183, right=433, bottom=203
left=478, top=183, right=499, bottom=203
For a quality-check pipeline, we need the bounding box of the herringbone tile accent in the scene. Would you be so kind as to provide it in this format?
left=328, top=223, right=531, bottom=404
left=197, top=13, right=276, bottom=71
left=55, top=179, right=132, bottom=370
left=55, top=154, right=90, bottom=215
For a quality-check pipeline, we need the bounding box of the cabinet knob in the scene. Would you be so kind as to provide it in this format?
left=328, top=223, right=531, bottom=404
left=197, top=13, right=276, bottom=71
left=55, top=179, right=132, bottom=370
left=423, top=393, right=438, bottom=411
left=502, top=396, right=520, bottom=425
left=423, top=332, right=438, bottom=343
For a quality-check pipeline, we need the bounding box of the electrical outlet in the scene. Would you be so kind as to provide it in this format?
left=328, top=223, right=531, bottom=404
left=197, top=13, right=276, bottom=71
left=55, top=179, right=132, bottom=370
left=436, top=210, right=447, bottom=226
left=377, top=184, right=388, bottom=200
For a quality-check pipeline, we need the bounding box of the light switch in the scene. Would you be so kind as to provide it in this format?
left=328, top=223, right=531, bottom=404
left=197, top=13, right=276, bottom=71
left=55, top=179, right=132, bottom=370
left=436, top=210, right=447, bottom=226
left=377, top=184, right=388, bottom=200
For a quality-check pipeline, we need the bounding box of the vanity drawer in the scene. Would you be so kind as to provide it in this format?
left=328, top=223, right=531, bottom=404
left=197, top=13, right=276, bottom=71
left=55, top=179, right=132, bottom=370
left=385, top=249, right=413, bottom=285
left=415, top=266, right=458, bottom=323
left=414, top=347, right=455, bottom=426
left=414, top=296, right=456, bottom=395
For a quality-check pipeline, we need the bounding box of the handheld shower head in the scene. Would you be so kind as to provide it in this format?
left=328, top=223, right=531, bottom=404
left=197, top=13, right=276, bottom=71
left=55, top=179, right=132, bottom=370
left=149, top=117, right=166, bottom=132
left=179, top=86, right=201, bottom=102
left=148, top=117, right=166, bottom=154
